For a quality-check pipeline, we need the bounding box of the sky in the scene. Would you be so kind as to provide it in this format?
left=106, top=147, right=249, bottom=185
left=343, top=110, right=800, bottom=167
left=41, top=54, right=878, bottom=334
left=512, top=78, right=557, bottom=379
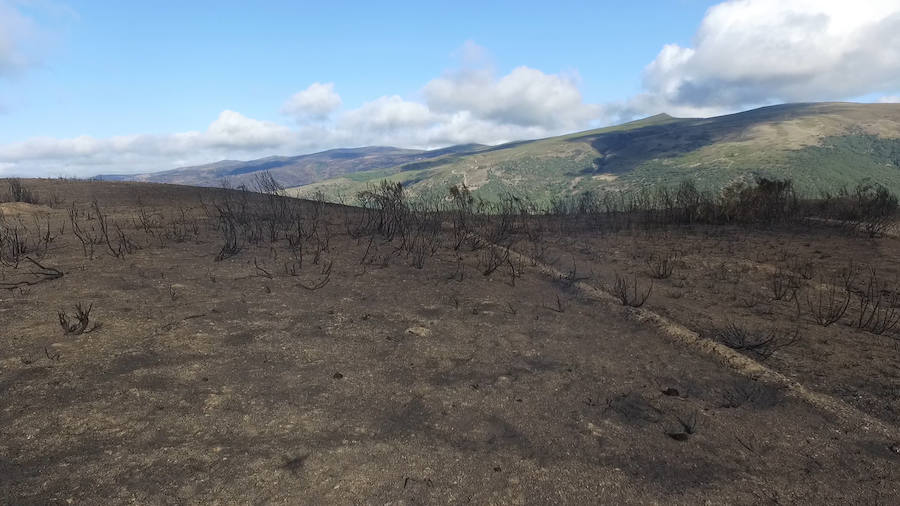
left=1, top=0, right=900, bottom=177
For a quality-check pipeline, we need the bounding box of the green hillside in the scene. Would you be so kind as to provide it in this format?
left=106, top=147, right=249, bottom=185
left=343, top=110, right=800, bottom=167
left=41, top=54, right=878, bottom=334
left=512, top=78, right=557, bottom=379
left=98, top=144, right=490, bottom=189
left=286, top=102, right=900, bottom=203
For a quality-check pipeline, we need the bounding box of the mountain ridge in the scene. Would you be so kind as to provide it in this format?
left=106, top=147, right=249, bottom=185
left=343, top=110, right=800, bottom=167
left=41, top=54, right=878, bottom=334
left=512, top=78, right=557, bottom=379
left=100, top=102, right=900, bottom=201
left=98, top=144, right=493, bottom=189
left=288, top=102, right=900, bottom=201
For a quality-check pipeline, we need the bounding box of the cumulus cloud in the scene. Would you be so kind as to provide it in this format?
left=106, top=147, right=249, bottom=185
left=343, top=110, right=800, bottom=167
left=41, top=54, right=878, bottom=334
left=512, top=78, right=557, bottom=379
left=0, top=111, right=298, bottom=176
left=281, top=82, right=342, bottom=120
left=628, top=0, right=900, bottom=117
left=318, top=42, right=605, bottom=149
left=205, top=110, right=293, bottom=148
left=328, top=57, right=604, bottom=149
left=9, top=2, right=900, bottom=177
left=340, top=96, right=435, bottom=131
left=0, top=42, right=608, bottom=177
left=424, top=64, right=600, bottom=130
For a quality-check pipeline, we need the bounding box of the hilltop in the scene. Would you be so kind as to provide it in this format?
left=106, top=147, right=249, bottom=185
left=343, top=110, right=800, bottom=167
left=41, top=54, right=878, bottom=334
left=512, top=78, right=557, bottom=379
left=98, top=144, right=490, bottom=189
left=289, top=102, right=900, bottom=202
left=100, top=102, right=900, bottom=203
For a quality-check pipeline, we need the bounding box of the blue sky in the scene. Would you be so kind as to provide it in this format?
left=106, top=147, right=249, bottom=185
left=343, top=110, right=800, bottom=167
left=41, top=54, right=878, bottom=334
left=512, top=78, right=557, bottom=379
left=1, top=0, right=899, bottom=176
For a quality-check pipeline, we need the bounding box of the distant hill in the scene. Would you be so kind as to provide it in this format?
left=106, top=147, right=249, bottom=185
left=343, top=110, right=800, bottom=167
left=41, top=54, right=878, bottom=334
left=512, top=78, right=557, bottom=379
left=286, top=102, right=900, bottom=202
left=98, top=144, right=490, bottom=189
left=103, top=102, right=900, bottom=202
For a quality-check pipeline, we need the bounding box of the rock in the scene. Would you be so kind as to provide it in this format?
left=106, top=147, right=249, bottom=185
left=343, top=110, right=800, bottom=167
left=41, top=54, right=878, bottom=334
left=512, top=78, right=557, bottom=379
left=406, top=326, right=431, bottom=338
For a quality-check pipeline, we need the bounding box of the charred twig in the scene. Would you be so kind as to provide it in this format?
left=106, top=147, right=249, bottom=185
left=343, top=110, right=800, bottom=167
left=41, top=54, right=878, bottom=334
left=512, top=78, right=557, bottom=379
left=298, top=260, right=332, bottom=291
left=254, top=257, right=273, bottom=279
left=0, top=256, right=63, bottom=290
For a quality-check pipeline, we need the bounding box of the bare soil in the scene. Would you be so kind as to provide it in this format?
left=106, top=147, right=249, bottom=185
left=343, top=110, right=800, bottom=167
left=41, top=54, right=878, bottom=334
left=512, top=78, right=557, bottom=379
left=1, top=180, right=898, bottom=504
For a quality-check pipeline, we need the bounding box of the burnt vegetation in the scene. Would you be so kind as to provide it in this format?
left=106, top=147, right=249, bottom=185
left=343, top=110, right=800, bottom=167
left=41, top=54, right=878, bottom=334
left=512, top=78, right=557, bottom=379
left=3, top=172, right=900, bottom=502
left=612, top=273, right=653, bottom=307
left=2, top=175, right=898, bottom=344
left=58, top=302, right=97, bottom=335
left=706, top=323, right=800, bottom=361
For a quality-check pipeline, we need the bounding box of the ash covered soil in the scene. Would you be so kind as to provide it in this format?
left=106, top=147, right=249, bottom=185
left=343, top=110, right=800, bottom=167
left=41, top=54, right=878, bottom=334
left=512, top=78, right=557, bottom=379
left=1, top=179, right=898, bottom=504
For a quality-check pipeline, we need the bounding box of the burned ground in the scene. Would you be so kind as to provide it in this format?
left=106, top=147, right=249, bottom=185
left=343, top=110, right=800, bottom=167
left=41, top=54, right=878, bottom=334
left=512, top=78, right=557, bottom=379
left=1, top=178, right=898, bottom=504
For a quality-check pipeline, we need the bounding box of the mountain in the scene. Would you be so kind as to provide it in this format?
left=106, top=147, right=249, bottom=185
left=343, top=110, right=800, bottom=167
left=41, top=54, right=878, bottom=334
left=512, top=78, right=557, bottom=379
left=286, top=102, right=900, bottom=202
left=102, top=102, right=900, bottom=202
left=98, top=144, right=490, bottom=188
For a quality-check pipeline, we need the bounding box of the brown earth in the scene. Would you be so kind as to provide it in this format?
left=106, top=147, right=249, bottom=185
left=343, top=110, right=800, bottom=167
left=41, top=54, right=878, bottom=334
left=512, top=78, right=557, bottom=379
left=1, top=179, right=898, bottom=504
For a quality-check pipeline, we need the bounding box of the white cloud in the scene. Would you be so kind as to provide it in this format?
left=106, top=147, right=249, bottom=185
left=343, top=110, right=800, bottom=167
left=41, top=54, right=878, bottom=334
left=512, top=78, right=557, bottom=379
left=0, top=41, right=610, bottom=177
left=0, top=110, right=298, bottom=176
left=8, top=2, right=900, bottom=178
left=205, top=110, right=293, bottom=148
left=629, top=0, right=900, bottom=116
left=328, top=54, right=604, bottom=149
left=878, top=95, right=900, bottom=103
left=315, top=42, right=605, bottom=149
left=281, top=82, right=342, bottom=120
left=424, top=64, right=600, bottom=130
left=0, top=110, right=292, bottom=160
left=340, top=95, right=435, bottom=131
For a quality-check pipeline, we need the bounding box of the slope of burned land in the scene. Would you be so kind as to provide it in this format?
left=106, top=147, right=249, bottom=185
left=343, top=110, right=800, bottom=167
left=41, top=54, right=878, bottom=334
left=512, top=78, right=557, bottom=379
left=1, top=178, right=898, bottom=504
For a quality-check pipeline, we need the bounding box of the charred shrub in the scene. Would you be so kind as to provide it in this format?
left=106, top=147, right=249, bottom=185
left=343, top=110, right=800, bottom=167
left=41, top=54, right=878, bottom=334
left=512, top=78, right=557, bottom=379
left=58, top=303, right=97, bottom=335
left=3, top=179, right=38, bottom=204
left=852, top=267, right=900, bottom=335
left=356, top=181, right=408, bottom=241
left=718, top=178, right=799, bottom=225
left=819, top=183, right=898, bottom=237
left=806, top=274, right=851, bottom=327
left=770, top=266, right=801, bottom=301
left=612, top=273, right=653, bottom=307
left=706, top=323, right=799, bottom=361
left=647, top=250, right=679, bottom=279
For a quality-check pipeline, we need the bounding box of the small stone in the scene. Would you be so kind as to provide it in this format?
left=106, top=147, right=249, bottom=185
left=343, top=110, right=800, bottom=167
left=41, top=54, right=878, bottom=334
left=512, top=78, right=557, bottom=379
left=333, top=372, right=344, bottom=379
left=662, top=388, right=680, bottom=397
left=406, top=326, right=431, bottom=337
